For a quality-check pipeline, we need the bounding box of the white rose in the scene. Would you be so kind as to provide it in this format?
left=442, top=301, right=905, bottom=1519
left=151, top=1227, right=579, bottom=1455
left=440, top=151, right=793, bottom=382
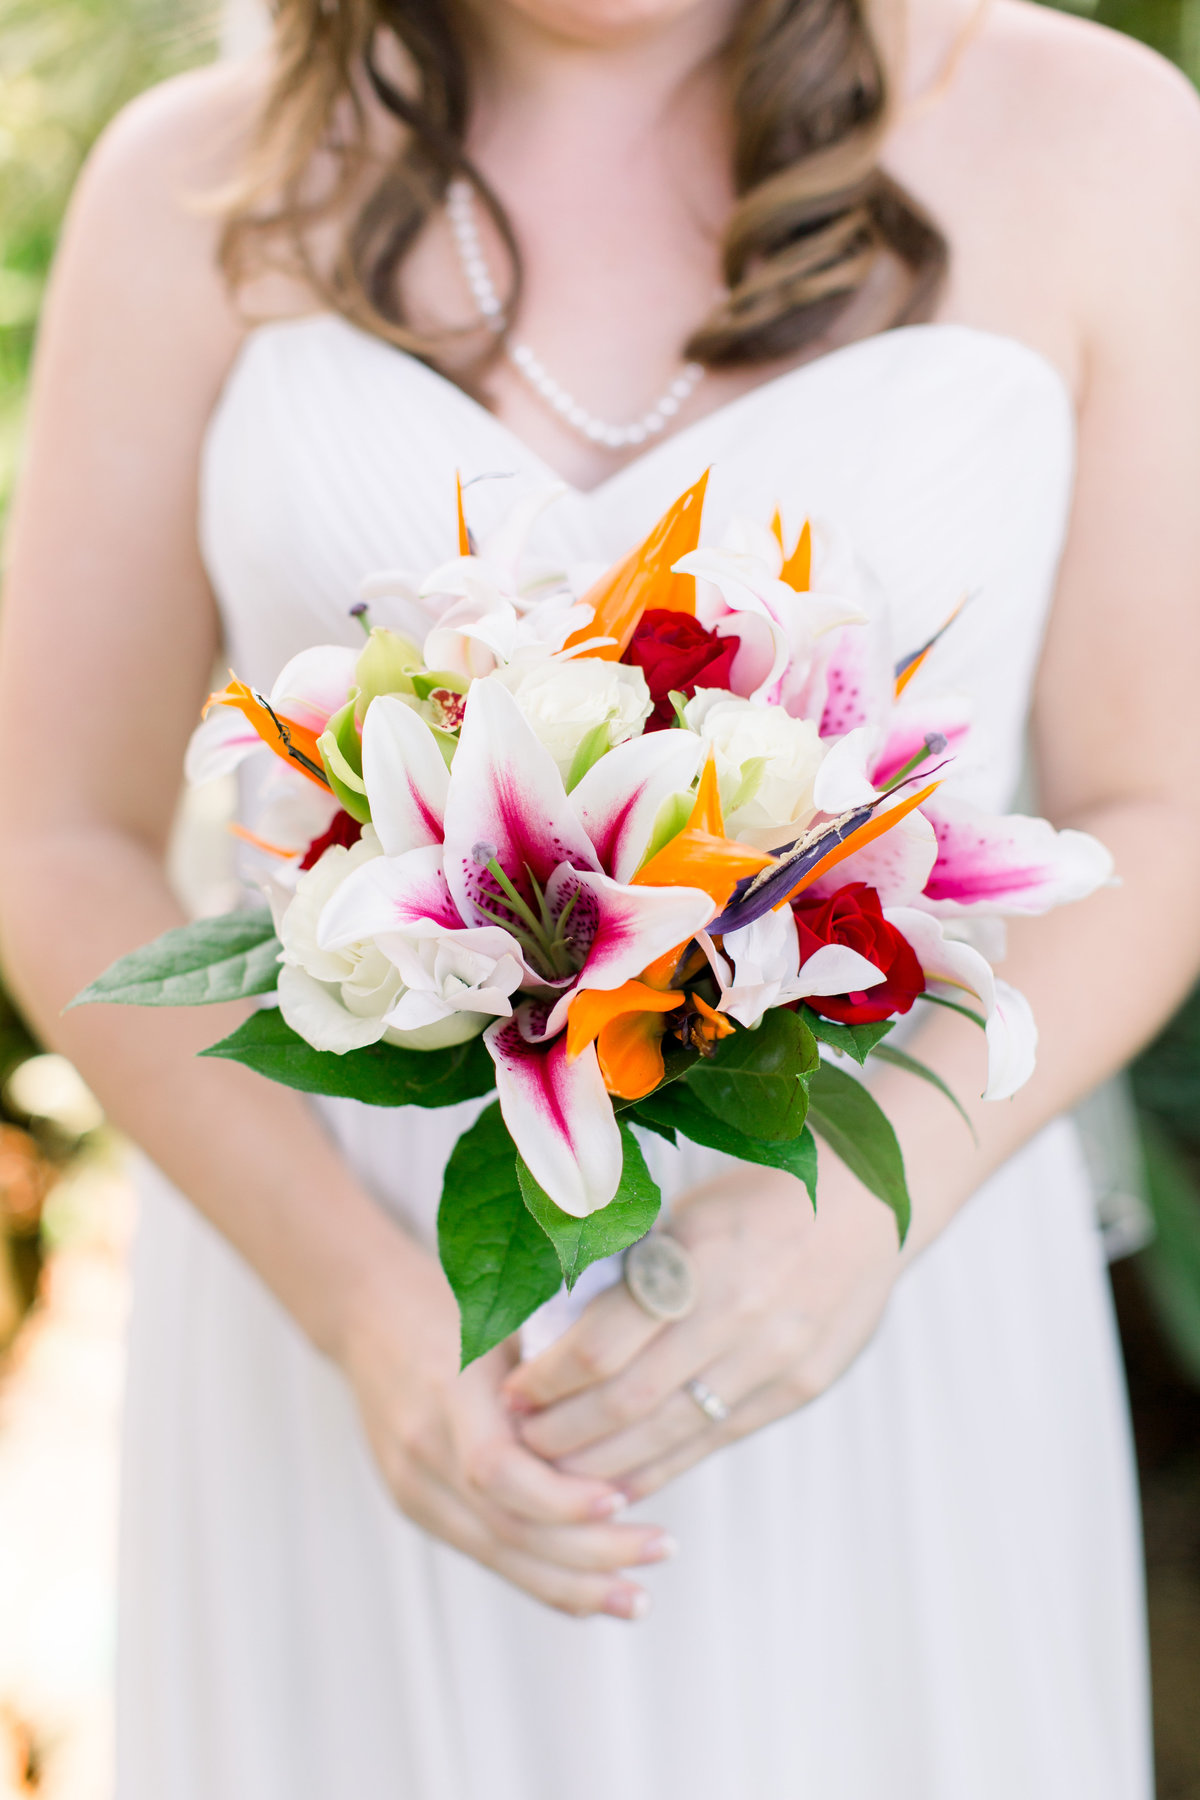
left=496, top=660, right=651, bottom=781
left=684, top=690, right=825, bottom=849
left=277, top=827, right=408, bottom=1052
left=383, top=926, right=524, bottom=1039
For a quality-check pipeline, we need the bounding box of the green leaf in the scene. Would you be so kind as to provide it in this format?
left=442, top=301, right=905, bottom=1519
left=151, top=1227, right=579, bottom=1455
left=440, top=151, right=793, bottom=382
left=916, top=991, right=987, bottom=1031
left=317, top=695, right=372, bottom=823
left=200, top=1007, right=496, bottom=1107
left=618, top=1105, right=677, bottom=1147
left=641, top=788, right=694, bottom=864
left=869, top=1043, right=977, bottom=1141
left=634, top=1083, right=818, bottom=1208
left=728, top=753, right=768, bottom=814
left=806, top=1060, right=911, bottom=1241
left=437, top=1104, right=564, bottom=1367
left=516, top=1122, right=661, bottom=1289
left=69, top=911, right=280, bottom=1009
left=685, top=1008, right=818, bottom=1141
left=800, top=1008, right=894, bottom=1066
left=565, top=722, right=613, bottom=792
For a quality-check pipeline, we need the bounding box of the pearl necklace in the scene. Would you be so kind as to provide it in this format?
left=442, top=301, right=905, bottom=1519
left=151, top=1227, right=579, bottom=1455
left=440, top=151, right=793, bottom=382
left=445, top=178, right=705, bottom=452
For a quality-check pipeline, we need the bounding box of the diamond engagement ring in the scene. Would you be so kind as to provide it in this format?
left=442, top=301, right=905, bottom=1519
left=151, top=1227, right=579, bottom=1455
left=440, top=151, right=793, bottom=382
left=623, top=1235, right=697, bottom=1322
left=684, top=1379, right=730, bottom=1425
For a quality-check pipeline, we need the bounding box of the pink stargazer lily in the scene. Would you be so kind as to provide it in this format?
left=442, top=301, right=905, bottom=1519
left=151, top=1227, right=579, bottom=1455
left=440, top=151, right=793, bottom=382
left=918, top=797, right=1115, bottom=916
left=319, top=683, right=714, bottom=1215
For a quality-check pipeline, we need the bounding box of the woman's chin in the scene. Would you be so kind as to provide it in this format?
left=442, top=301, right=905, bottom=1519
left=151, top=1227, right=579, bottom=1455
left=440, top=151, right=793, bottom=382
left=489, top=0, right=730, bottom=50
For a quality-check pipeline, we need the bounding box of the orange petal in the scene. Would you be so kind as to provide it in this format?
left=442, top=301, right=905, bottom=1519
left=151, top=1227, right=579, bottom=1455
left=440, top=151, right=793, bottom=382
left=566, top=980, right=683, bottom=1061
left=564, top=471, right=709, bottom=658
left=639, top=939, right=707, bottom=990
left=596, top=1012, right=671, bottom=1099
left=689, top=755, right=725, bottom=835
left=691, top=992, right=735, bottom=1041
left=634, top=830, right=773, bottom=910
left=228, top=822, right=296, bottom=860
left=204, top=679, right=330, bottom=790
left=781, top=519, right=812, bottom=592
left=455, top=472, right=471, bottom=556
left=783, top=781, right=941, bottom=903
left=633, top=760, right=773, bottom=908
left=894, top=595, right=967, bottom=697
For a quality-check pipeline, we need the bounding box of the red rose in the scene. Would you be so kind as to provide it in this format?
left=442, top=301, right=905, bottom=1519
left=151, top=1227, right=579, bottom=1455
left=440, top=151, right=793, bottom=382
left=299, top=808, right=363, bottom=870
left=791, top=882, right=925, bottom=1025
left=624, top=608, right=738, bottom=729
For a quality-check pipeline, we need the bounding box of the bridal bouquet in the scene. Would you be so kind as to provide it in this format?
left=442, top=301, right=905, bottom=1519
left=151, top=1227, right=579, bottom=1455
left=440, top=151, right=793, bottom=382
left=74, top=473, right=1112, bottom=1362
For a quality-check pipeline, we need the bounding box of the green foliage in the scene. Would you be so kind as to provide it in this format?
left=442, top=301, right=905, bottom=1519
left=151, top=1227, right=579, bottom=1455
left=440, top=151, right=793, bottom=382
left=68, top=910, right=280, bottom=1007
left=0, top=0, right=215, bottom=521
left=800, top=1009, right=894, bottom=1065
left=200, top=1007, right=497, bottom=1108
left=685, top=1009, right=818, bottom=1142
left=633, top=1083, right=819, bottom=1208
left=437, top=1103, right=563, bottom=1368
left=516, top=1122, right=661, bottom=1290
left=806, top=1061, right=912, bottom=1242
left=869, top=1042, right=977, bottom=1140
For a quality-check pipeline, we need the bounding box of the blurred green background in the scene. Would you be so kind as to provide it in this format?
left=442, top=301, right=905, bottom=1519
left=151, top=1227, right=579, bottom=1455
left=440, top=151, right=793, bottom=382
left=0, top=0, right=1197, bottom=1785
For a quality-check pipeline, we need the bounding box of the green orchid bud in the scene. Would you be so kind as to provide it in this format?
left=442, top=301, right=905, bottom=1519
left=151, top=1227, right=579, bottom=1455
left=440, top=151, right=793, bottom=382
left=353, top=627, right=422, bottom=720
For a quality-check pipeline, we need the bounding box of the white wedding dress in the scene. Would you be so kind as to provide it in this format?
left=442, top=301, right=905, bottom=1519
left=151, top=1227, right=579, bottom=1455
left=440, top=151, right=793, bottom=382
left=116, top=316, right=1152, bottom=1800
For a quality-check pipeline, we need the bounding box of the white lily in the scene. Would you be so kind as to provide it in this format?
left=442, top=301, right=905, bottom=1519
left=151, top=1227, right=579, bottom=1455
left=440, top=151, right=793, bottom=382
left=885, top=906, right=1038, bottom=1100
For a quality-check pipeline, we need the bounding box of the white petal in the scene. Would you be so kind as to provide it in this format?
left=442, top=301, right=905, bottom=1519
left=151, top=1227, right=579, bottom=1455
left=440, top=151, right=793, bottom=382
left=185, top=709, right=263, bottom=784
left=982, top=979, right=1038, bottom=1101
left=360, top=695, right=450, bottom=855
left=384, top=1011, right=489, bottom=1050
left=485, top=1020, right=624, bottom=1217
left=269, top=645, right=359, bottom=735
left=885, top=906, right=1037, bottom=1100
left=317, top=845, right=461, bottom=951
left=789, top=941, right=885, bottom=998
left=275, top=969, right=390, bottom=1053
left=570, top=731, right=703, bottom=882
left=812, top=726, right=880, bottom=814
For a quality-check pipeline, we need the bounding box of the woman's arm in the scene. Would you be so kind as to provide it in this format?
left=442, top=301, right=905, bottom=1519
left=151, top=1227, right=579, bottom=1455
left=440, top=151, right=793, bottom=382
left=501, top=29, right=1200, bottom=1492
left=0, top=69, right=669, bottom=1617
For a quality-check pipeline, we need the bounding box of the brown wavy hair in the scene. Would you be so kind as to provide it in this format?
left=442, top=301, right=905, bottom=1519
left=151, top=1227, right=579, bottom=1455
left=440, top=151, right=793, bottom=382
left=220, top=0, right=947, bottom=370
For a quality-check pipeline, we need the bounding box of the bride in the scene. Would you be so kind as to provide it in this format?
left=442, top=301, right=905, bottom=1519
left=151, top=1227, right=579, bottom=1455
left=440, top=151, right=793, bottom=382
left=2, top=0, right=1199, bottom=1793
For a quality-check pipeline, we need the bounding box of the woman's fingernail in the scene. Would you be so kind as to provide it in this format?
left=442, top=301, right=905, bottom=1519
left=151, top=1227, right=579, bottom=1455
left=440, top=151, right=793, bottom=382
left=590, top=1491, right=628, bottom=1519
left=638, top=1533, right=678, bottom=1564
left=503, top=1389, right=535, bottom=1415
left=604, top=1585, right=652, bottom=1622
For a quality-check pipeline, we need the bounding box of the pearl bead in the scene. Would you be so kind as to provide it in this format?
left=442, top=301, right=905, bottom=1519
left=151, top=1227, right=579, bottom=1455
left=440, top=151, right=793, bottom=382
left=448, top=184, right=704, bottom=449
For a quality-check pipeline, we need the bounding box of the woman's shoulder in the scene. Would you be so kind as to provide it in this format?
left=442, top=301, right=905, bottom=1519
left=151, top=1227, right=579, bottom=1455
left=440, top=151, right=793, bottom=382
left=899, top=0, right=1200, bottom=362
left=964, top=0, right=1200, bottom=182
left=82, top=57, right=268, bottom=209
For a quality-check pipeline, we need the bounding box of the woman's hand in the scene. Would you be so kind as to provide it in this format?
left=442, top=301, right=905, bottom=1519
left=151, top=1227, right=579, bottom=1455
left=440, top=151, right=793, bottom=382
left=337, top=1221, right=675, bottom=1618
left=501, top=1165, right=902, bottom=1500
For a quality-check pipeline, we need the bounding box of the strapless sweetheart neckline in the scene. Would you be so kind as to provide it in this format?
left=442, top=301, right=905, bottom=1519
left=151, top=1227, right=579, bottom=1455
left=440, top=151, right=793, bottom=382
left=228, top=313, right=1075, bottom=499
